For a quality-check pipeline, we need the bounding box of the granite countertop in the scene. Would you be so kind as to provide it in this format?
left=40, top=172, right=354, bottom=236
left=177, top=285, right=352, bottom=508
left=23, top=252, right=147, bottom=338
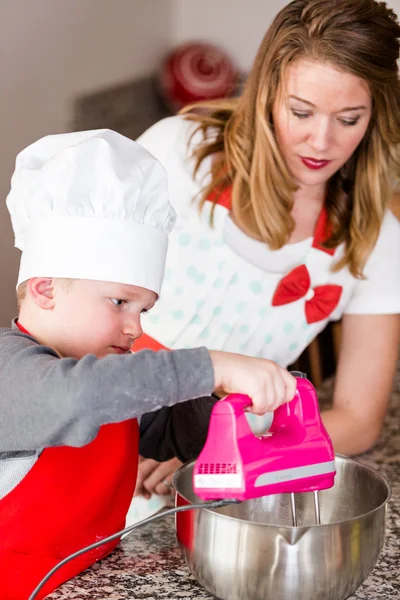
left=48, top=372, right=400, bottom=600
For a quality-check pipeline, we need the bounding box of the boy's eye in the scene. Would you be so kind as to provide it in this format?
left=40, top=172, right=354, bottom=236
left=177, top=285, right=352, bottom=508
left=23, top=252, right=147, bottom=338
left=111, top=298, right=126, bottom=307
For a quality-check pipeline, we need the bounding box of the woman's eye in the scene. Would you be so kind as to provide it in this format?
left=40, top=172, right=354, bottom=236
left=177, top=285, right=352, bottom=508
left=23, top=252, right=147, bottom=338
left=111, top=298, right=126, bottom=307
left=291, top=110, right=311, bottom=119
left=339, top=118, right=360, bottom=127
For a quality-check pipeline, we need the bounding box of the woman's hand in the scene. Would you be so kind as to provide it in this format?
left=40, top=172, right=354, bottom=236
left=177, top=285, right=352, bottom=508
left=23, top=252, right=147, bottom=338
left=210, top=351, right=297, bottom=414
left=134, top=456, right=183, bottom=499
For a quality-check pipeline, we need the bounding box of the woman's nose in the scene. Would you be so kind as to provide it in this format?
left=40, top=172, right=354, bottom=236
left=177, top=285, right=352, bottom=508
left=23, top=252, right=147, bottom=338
left=307, top=118, right=332, bottom=153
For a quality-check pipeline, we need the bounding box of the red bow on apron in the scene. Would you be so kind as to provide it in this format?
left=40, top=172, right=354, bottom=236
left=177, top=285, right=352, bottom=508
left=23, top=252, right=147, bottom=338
left=271, top=208, right=342, bottom=323
left=212, top=186, right=343, bottom=324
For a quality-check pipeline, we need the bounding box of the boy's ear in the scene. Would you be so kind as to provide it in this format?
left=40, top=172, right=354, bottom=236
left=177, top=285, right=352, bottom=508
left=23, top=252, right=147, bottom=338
left=28, top=278, right=56, bottom=309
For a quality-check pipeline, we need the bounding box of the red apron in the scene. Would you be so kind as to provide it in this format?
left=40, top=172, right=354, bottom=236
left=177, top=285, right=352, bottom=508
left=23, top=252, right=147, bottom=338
left=133, top=333, right=166, bottom=352
left=0, top=325, right=139, bottom=599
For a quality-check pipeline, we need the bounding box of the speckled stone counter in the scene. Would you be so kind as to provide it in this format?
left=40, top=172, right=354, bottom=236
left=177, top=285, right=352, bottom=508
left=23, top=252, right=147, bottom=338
left=48, top=372, right=400, bottom=600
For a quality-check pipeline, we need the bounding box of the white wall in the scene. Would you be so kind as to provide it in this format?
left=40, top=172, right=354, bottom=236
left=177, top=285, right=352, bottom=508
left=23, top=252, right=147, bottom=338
left=0, top=0, right=173, bottom=325
left=172, top=0, right=400, bottom=72
left=387, top=0, right=400, bottom=15
left=171, top=0, right=290, bottom=72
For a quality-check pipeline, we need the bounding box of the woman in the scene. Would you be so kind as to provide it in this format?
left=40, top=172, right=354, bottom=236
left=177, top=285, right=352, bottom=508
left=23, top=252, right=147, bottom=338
left=134, top=0, right=400, bottom=499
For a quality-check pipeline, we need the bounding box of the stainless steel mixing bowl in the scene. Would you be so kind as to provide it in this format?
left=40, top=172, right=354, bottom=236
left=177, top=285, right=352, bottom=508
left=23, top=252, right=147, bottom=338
left=173, top=455, right=390, bottom=600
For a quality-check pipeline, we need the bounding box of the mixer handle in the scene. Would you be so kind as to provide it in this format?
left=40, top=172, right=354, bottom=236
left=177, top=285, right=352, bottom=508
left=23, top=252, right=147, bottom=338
left=216, top=393, right=253, bottom=416
left=215, top=392, right=302, bottom=442
left=215, top=375, right=331, bottom=445
left=219, top=374, right=319, bottom=428
left=271, top=373, right=327, bottom=433
left=216, top=388, right=302, bottom=417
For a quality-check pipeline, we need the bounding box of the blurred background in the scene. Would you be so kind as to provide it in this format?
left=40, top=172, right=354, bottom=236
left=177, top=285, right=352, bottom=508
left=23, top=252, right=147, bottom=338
left=0, top=0, right=292, bottom=326
left=1, top=0, right=399, bottom=381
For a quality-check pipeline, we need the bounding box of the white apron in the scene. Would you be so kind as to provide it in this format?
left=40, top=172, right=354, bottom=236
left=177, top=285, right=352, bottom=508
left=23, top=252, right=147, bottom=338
left=138, top=189, right=350, bottom=368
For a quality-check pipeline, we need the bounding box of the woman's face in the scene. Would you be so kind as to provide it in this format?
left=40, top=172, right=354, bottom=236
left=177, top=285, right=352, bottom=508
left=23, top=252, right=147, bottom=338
left=272, top=58, right=372, bottom=194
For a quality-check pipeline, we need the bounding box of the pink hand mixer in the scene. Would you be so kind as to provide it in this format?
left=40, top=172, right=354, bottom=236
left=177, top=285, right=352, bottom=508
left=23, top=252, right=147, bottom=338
left=193, top=372, right=335, bottom=525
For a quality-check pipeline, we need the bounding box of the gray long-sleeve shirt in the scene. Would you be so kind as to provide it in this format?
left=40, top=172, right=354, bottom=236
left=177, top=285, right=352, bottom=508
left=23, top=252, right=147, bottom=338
left=0, top=326, right=216, bottom=461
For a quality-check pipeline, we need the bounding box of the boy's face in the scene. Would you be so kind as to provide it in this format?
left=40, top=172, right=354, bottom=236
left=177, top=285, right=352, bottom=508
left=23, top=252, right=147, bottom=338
left=50, top=279, right=157, bottom=359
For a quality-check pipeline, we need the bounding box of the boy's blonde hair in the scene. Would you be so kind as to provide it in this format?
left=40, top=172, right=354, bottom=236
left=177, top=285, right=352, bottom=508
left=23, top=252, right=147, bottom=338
left=16, top=281, right=28, bottom=311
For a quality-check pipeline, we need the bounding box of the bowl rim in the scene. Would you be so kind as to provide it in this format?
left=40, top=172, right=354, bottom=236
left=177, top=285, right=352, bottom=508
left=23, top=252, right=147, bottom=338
left=173, top=454, right=391, bottom=529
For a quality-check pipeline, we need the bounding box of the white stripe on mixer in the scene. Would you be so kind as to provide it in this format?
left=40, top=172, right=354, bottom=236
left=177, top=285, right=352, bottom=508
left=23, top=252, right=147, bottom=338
left=194, top=474, right=242, bottom=489
left=254, top=460, right=336, bottom=487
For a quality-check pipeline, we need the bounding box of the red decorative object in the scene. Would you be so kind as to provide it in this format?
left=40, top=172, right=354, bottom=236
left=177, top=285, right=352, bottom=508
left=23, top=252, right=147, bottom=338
left=159, top=42, right=238, bottom=111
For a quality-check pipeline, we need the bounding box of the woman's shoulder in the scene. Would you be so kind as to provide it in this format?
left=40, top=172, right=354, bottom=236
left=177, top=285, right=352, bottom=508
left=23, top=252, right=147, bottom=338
left=356, top=208, right=400, bottom=285
left=136, top=115, right=201, bottom=166
left=382, top=208, right=400, bottom=232
left=138, top=114, right=194, bottom=139
left=342, top=210, right=399, bottom=315
left=370, top=209, right=400, bottom=260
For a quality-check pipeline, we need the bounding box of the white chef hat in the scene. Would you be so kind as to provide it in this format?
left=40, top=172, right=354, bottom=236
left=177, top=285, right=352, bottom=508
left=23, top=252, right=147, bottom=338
left=6, top=129, right=176, bottom=295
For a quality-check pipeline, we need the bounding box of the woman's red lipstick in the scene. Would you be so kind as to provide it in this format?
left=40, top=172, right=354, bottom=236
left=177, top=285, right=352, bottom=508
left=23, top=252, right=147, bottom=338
left=300, top=156, right=331, bottom=170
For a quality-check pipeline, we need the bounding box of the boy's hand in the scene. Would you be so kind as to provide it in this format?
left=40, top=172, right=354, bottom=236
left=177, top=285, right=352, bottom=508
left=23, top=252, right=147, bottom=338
left=209, top=351, right=296, bottom=414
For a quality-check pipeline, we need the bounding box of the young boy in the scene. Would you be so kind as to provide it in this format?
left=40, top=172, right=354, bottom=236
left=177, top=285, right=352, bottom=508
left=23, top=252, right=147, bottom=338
left=0, top=129, right=295, bottom=599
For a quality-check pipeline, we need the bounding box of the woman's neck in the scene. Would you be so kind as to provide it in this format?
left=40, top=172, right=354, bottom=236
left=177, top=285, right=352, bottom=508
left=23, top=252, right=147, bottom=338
left=287, top=184, right=326, bottom=243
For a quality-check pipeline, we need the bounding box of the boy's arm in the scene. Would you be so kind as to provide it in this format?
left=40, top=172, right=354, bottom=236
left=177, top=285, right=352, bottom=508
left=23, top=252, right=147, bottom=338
left=0, top=329, right=214, bottom=452
left=139, top=394, right=219, bottom=462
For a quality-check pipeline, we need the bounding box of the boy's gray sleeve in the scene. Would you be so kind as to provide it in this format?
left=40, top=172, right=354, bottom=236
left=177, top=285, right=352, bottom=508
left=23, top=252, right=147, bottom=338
left=139, top=395, right=219, bottom=462
left=0, top=329, right=214, bottom=452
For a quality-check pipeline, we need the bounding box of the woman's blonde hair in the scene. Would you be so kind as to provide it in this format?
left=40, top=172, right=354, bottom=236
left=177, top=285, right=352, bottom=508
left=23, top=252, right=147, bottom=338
left=181, top=0, right=400, bottom=277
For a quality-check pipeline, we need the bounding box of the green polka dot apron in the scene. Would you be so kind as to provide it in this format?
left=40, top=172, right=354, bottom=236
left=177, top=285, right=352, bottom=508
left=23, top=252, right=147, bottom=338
left=136, top=187, right=344, bottom=371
